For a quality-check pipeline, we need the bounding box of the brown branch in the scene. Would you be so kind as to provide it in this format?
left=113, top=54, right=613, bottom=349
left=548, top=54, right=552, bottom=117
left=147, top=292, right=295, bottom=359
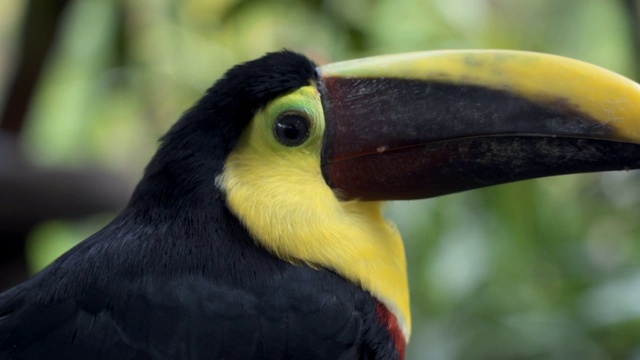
left=0, top=0, right=71, bottom=133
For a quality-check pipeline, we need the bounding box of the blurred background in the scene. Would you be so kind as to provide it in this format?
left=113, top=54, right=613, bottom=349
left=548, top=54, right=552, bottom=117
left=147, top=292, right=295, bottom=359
left=1, top=0, right=640, bottom=358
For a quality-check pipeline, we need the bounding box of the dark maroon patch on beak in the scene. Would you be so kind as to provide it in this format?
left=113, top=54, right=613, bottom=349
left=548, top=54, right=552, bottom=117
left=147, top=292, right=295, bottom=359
left=318, top=77, right=638, bottom=201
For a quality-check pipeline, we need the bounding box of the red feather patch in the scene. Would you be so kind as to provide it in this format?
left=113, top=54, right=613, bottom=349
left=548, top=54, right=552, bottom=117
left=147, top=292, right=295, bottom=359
left=375, top=301, right=406, bottom=359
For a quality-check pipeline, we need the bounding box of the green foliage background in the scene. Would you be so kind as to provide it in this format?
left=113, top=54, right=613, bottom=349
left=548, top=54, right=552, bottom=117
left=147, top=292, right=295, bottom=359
left=1, top=0, right=640, bottom=358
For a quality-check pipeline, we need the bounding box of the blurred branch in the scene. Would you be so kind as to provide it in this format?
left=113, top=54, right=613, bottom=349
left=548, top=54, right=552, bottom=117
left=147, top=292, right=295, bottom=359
left=0, top=0, right=70, bottom=133
left=624, top=0, right=640, bottom=80
left=0, top=135, right=131, bottom=290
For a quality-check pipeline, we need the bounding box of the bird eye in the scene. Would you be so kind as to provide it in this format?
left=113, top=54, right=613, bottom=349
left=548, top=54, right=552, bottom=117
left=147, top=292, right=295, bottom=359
left=274, top=113, right=311, bottom=147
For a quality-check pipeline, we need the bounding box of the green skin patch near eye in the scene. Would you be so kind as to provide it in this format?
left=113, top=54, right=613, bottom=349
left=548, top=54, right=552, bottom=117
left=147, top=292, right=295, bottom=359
left=259, top=86, right=325, bottom=152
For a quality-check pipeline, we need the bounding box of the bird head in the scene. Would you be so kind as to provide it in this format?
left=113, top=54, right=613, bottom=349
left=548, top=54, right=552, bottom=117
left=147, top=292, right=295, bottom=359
left=133, top=50, right=640, bottom=342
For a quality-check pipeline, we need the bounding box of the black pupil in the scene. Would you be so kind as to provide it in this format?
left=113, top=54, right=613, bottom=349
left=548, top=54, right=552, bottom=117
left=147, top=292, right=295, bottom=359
left=275, top=114, right=309, bottom=146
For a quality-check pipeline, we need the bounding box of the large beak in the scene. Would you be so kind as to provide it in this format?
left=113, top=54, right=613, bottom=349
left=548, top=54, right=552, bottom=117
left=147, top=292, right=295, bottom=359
left=318, top=50, right=640, bottom=201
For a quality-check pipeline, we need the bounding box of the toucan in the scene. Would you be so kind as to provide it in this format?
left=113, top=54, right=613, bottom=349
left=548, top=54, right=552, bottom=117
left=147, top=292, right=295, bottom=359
left=1, top=50, right=640, bottom=360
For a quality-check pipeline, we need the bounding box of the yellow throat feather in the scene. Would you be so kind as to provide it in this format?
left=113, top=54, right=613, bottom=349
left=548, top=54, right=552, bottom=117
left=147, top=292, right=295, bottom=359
left=217, top=86, right=412, bottom=340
